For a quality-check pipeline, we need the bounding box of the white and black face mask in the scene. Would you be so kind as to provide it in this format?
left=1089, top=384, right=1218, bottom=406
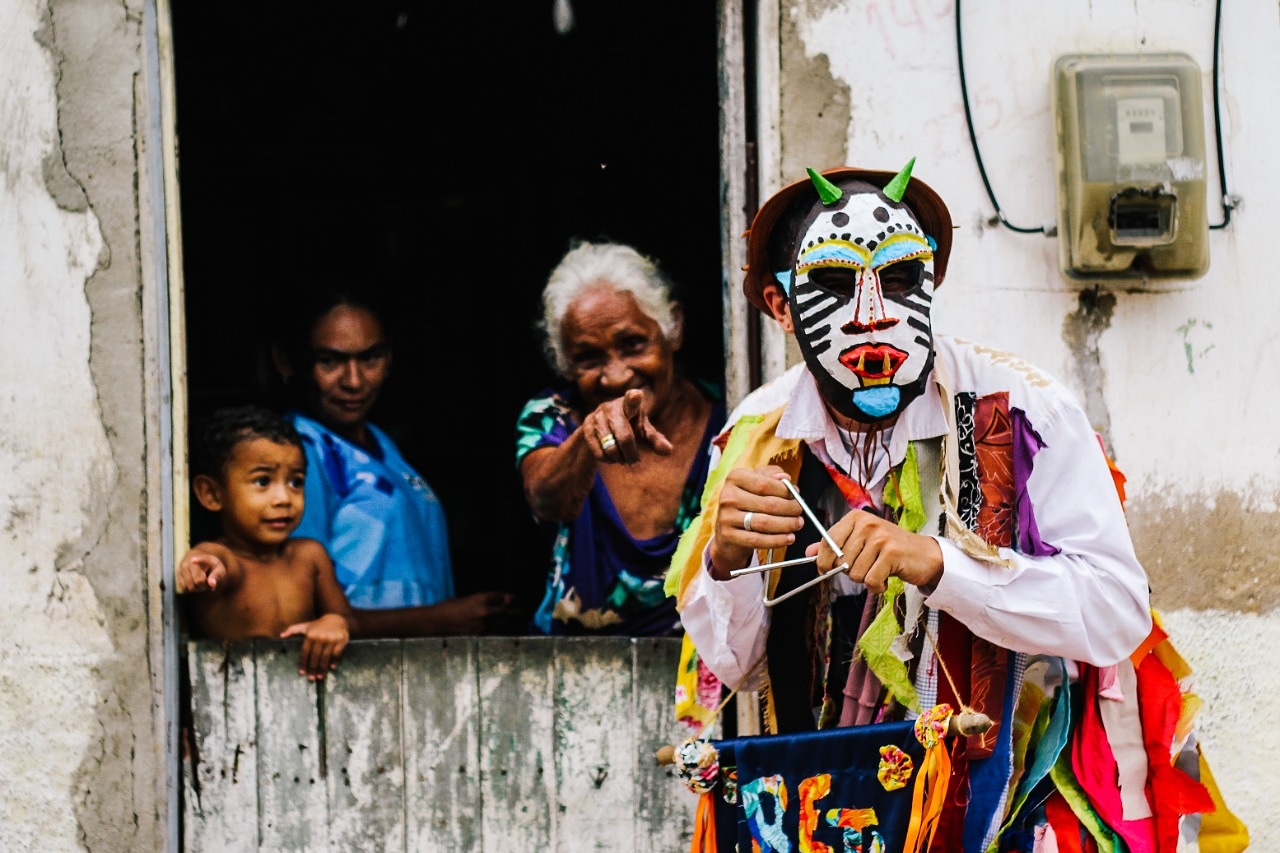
left=774, top=184, right=937, bottom=423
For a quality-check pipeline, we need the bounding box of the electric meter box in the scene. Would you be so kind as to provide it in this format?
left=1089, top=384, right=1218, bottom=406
left=1052, top=52, right=1209, bottom=284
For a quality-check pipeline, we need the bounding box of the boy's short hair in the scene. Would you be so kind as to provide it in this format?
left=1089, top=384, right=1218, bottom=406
left=192, top=405, right=304, bottom=479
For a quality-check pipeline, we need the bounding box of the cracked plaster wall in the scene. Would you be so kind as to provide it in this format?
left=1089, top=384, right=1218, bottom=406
left=0, top=0, right=161, bottom=849
left=776, top=0, right=1279, bottom=838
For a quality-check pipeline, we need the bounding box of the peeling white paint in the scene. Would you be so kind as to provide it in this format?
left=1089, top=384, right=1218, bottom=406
left=0, top=0, right=116, bottom=849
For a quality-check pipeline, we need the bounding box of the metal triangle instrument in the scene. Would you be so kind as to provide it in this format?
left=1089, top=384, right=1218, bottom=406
left=728, top=478, right=851, bottom=607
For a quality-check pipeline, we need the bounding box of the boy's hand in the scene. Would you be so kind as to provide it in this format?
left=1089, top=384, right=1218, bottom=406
left=176, top=551, right=228, bottom=594
left=281, top=614, right=349, bottom=680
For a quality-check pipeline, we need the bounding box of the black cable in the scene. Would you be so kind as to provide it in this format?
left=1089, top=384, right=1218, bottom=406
left=1208, top=0, right=1233, bottom=229
left=956, top=0, right=1234, bottom=234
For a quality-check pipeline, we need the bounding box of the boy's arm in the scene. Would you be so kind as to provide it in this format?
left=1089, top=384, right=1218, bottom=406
left=279, top=540, right=355, bottom=679
left=307, top=540, right=357, bottom=629
left=175, top=542, right=240, bottom=594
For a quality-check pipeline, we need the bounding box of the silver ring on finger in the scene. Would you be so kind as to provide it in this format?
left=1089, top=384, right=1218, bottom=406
left=600, top=433, right=618, bottom=451
left=743, top=511, right=755, bottom=532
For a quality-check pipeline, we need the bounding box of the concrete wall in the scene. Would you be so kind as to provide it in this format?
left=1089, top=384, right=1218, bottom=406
left=0, top=0, right=168, bottom=848
left=762, top=0, right=1278, bottom=841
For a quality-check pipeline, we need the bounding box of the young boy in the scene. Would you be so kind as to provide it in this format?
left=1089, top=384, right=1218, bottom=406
left=177, top=404, right=356, bottom=680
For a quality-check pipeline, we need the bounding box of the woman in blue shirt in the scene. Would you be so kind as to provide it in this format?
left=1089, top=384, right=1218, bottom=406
left=276, top=292, right=521, bottom=637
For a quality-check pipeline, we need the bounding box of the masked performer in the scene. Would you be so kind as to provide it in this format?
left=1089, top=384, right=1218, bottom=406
left=670, top=162, right=1230, bottom=850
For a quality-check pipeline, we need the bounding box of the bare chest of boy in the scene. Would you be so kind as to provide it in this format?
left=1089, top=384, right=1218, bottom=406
left=200, top=558, right=319, bottom=640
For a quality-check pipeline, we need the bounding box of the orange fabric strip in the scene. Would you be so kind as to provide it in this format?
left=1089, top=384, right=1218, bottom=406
left=904, top=743, right=951, bottom=853
left=689, top=791, right=717, bottom=853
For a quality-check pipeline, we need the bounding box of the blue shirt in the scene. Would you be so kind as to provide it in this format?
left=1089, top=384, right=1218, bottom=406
left=291, top=414, right=455, bottom=609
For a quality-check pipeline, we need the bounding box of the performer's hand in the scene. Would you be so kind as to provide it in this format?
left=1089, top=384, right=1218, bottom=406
left=807, top=510, right=943, bottom=594
left=707, top=465, right=804, bottom=580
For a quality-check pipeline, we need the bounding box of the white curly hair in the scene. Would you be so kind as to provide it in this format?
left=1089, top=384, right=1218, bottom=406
left=538, top=240, right=681, bottom=376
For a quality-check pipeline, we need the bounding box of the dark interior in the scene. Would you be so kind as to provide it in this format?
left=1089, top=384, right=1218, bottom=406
left=170, top=1, right=725, bottom=623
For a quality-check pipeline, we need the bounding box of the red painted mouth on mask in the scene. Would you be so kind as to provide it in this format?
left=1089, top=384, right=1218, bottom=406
left=839, top=344, right=908, bottom=382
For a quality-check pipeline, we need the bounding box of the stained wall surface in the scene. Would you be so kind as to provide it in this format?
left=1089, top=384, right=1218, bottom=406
left=767, top=0, right=1278, bottom=840
left=0, top=0, right=167, bottom=849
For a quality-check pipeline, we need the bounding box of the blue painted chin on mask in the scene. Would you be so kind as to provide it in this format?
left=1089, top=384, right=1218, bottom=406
left=853, top=386, right=900, bottom=419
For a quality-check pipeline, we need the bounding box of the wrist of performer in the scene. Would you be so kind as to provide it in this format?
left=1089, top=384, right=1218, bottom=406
left=704, top=541, right=742, bottom=582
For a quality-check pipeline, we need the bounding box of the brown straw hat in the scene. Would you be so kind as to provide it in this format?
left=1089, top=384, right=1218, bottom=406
left=742, top=166, right=953, bottom=313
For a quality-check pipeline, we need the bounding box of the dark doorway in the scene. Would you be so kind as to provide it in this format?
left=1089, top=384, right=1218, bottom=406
left=170, top=1, right=724, bottom=621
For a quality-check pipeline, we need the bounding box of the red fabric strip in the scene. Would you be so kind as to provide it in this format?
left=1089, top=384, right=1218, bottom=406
left=974, top=391, right=1014, bottom=548
left=1072, top=663, right=1156, bottom=852
left=1045, top=790, right=1084, bottom=853
left=1134, top=651, right=1215, bottom=850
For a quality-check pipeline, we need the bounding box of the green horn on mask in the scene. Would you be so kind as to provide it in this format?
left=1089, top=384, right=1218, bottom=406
left=882, top=156, right=915, bottom=203
left=806, top=167, right=843, bottom=205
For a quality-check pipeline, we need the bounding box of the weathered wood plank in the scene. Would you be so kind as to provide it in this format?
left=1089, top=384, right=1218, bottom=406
left=632, top=637, right=699, bottom=852
left=552, top=637, right=638, bottom=851
left=255, top=639, right=328, bottom=851
left=324, top=640, right=406, bottom=852
left=183, top=641, right=259, bottom=852
left=402, top=638, right=480, bottom=852
left=184, top=637, right=692, bottom=851
left=476, top=637, right=556, bottom=850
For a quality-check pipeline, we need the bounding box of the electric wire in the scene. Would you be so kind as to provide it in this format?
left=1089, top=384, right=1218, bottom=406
left=1208, top=0, right=1233, bottom=229
left=955, top=0, right=1234, bottom=234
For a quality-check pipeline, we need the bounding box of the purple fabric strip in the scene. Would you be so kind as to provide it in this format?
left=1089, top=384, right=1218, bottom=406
left=1011, top=408, right=1059, bottom=557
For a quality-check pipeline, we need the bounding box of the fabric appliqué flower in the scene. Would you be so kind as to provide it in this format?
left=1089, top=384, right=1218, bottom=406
left=877, top=744, right=914, bottom=791
left=914, top=703, right=953, bottom=750
left=674, top=737, right=721, bottom=794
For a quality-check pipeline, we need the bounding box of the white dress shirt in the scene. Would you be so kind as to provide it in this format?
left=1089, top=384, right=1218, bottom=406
left=679, top=335, right=1153, bottom=692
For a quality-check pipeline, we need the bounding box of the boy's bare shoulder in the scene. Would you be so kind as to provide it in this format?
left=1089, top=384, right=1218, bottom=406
left=191, top=539, right=234, bottom=559
left=284, top=536, right=333, bottom=564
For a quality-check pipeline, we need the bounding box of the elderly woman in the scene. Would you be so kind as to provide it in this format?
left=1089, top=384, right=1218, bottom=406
left=515, top=241, right=725, bottom=636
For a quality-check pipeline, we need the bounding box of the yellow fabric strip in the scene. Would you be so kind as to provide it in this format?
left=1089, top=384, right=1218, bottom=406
left=664, top=404, right=800, bottom=732
left=1149, top=608, right=1194, bottom=681
left=665, top=405, right=801, bottom=605
left=674, top=632, right=717, bottom=732
left=1196, top=747, right=1251, bottom=852
left=989, top=684, right=1055, bottom=850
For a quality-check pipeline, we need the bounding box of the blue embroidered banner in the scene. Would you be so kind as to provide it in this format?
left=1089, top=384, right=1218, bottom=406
left=709, top=719, right=928, bottom=852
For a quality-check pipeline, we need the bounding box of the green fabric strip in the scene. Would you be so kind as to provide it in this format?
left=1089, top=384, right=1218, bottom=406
left=883, top=441, right=926, bottom=533
left=1049, top=751, right=1128, bottom=853
left=856, top=577, right=919, bottom=712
